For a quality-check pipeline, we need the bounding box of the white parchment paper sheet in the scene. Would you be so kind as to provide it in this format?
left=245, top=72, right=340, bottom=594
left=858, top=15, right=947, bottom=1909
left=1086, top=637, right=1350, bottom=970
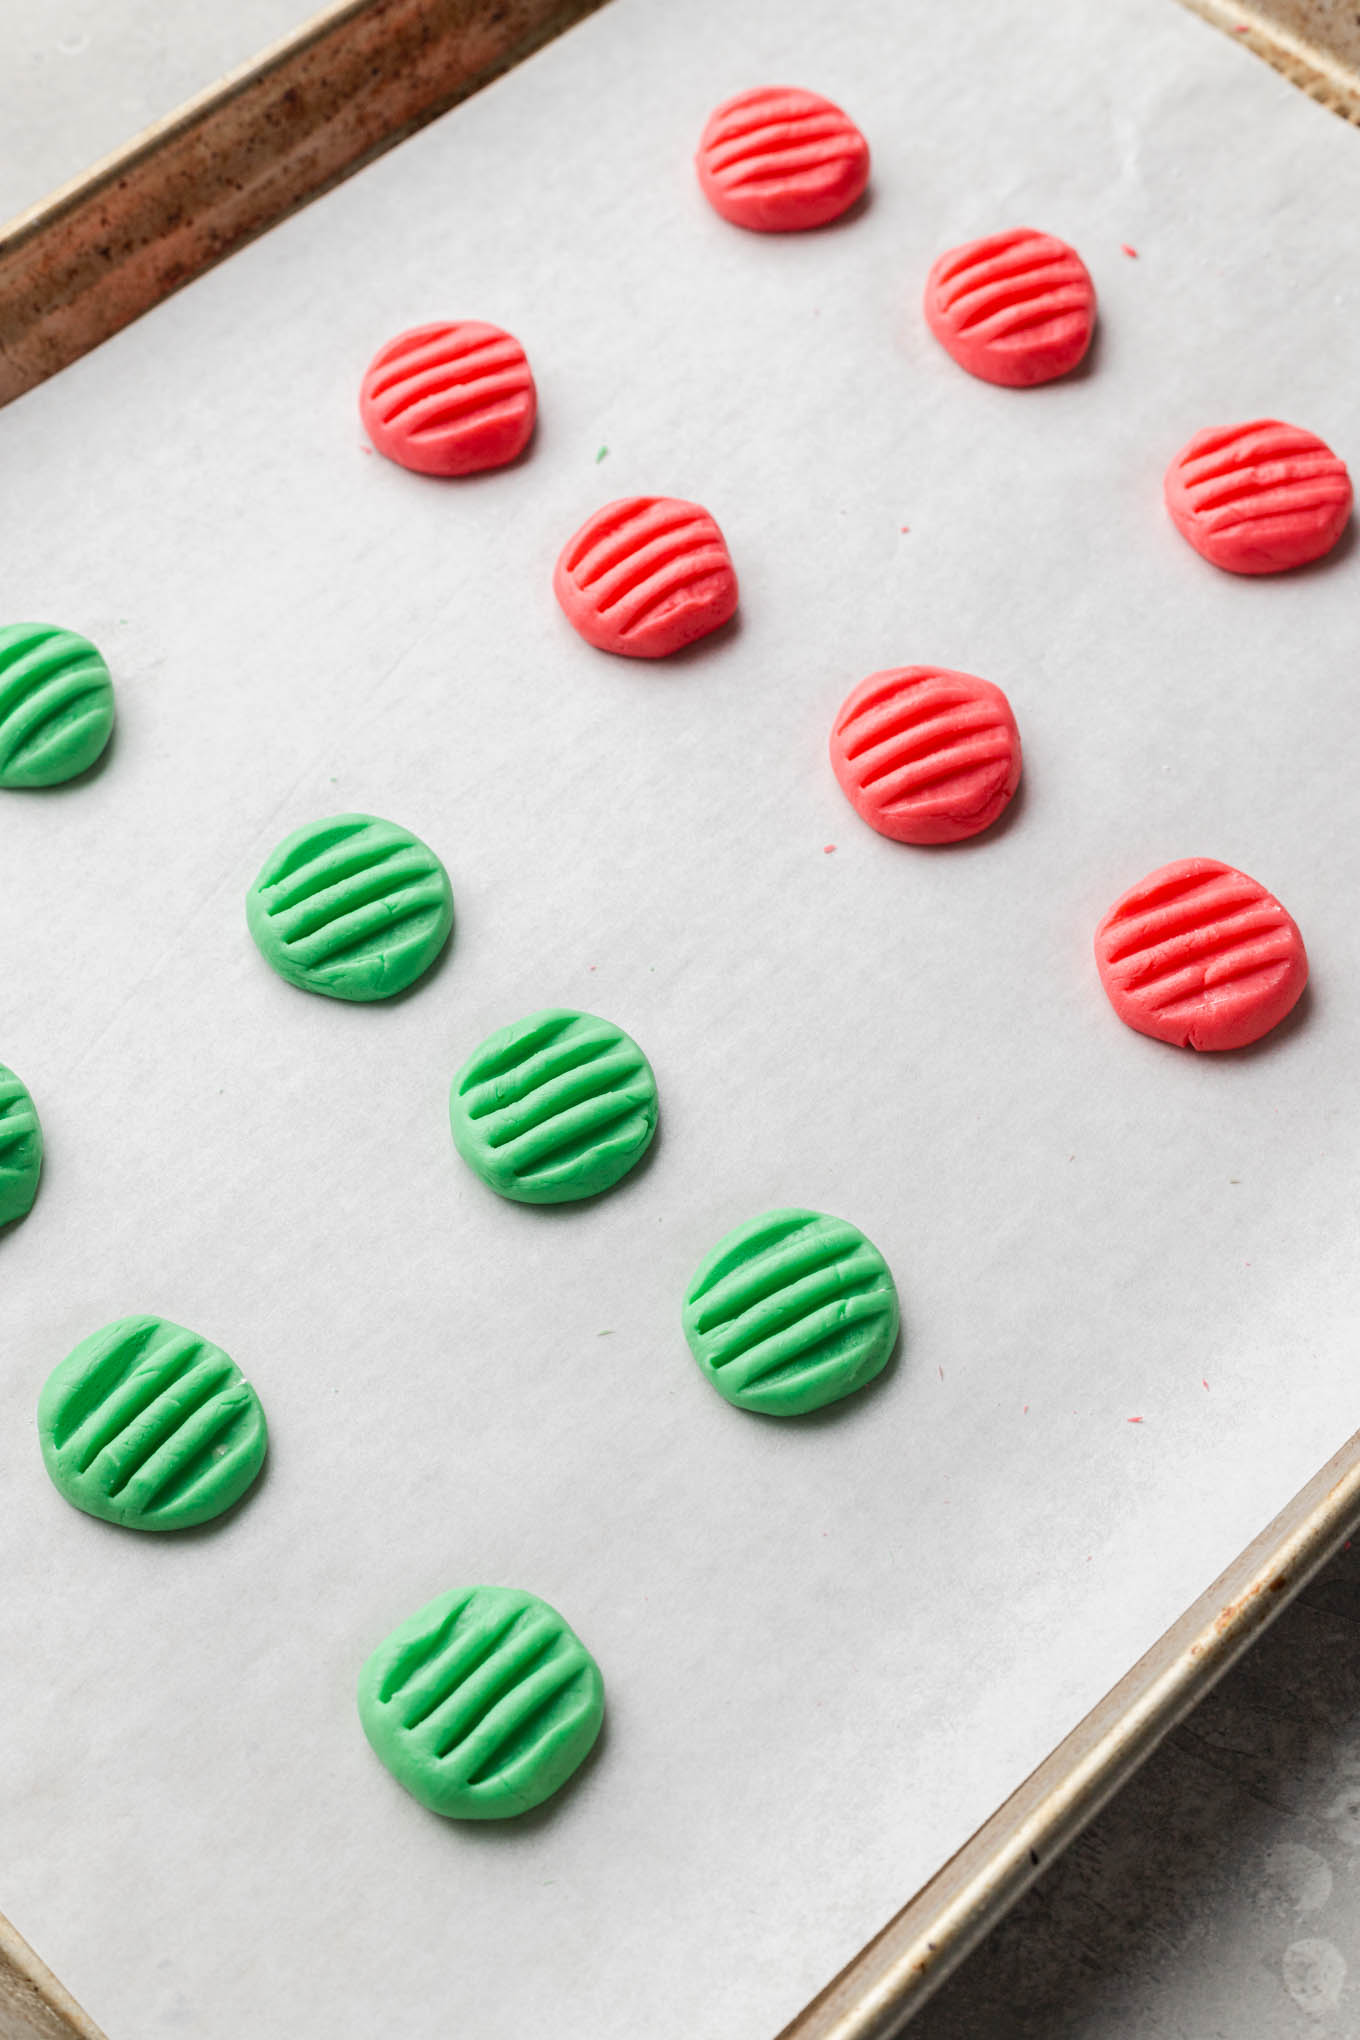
left=1, top=2, right=1358, bottom=2034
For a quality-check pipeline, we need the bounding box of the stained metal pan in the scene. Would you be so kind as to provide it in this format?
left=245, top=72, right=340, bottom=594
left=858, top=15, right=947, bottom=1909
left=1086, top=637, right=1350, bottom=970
left=1, top=4, right=1357, bottom=2036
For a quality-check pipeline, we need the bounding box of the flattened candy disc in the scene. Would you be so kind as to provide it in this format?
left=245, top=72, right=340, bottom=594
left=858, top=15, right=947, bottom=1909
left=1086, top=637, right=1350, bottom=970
left=553, top=497, right=737, bottom=659
left=683, top=1208, right=899, bottom=1415
left=830, top=666, right=1021, bottom=844
left=450, top=1008, right=657, bottom=1205
left=0, top=623, right=115, bottom=788
left=696, top=86, right=870, bottom=232
left=360, top=322, right=536, bottom=476
left=247, top=813, right=454, bottom=1002
left=38, top=1315, right=268, bottom=1531
left=358, top=1584, right=605, bottom=1819
left=1164, top=420, right=1351, bottom=574
left=0, top=1063, right=42, bottom=1227
left=924, top=228, right=1095, bottom=387
left=1095, top=858, right=1307, bottom=1051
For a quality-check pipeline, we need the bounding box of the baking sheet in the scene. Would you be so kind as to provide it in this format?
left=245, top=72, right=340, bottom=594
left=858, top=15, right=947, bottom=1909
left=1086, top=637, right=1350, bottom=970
left=1, top=1, right=1358, bottom=2035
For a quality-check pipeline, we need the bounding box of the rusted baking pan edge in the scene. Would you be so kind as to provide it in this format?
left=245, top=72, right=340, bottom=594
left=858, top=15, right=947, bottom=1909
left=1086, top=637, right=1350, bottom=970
left=0, top=0, right=610, bottom=408
left=1178, top=0, right=1360, bottom=122
left=0, top=1911, right=109, bottom=2040
left=781, top=1424, right=1360, bottom=2039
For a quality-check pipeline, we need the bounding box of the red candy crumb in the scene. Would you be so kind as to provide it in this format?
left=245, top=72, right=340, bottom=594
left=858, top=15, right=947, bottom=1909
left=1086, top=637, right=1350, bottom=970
left=696, top=86, right=870, bottom=233
left=554, top=496, right=738, bottom=659
left=1095, top=857, right=1308, bottom=1052
left=360, top=322, right=535, bottom=477
left=1121, top=244, right=1139, bottom=259
left=830, top=666, right=1022, bottom=846
left=923, top=228, right=1096, bottom=388
left=1164, top=420, right=1352, bottom=575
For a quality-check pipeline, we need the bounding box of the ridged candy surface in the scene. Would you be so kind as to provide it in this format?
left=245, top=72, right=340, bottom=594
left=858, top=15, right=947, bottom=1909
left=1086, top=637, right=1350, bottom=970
left=1094, top=858, right=1308, bottom=1052
left=1164, top=420, right=1352, bottom=574
left=553, top=496, right=738, bottom=659
left=683, top=1208, right=899, bottom=1416
left=696, top=85, right=870, bottom=232
left=360, top=322, right=536, bottom=476
left=0, top=1063, right=42, bottom=1228
left=0, top=622, right=115, bottom=788
left=450, top=1008, right=657, bottom=1205
left=247, top=813, right=454, bottom=1002
left=38, top=1315, right=268, bottom=1531
left=358, top=1584, right=605, bottom=1820
left=830, top=666, right=1022, bottom=844
left=923, top=228, right=1095, bottom=387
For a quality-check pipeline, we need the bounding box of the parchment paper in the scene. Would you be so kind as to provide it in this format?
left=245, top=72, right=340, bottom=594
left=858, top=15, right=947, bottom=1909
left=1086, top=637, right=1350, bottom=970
left=1, top=2, right=1358, bottom=2035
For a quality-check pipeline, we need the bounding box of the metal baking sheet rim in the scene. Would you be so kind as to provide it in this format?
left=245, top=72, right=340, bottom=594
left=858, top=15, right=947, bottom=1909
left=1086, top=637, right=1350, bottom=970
left=1, top=3, right=1357, bottom=2036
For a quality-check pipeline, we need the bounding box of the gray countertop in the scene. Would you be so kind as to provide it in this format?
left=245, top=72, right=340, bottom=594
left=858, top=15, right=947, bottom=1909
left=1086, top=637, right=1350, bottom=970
left=915, top=1531, right=1360, bottom=2035
left=1, top=0, right=315, bottom=221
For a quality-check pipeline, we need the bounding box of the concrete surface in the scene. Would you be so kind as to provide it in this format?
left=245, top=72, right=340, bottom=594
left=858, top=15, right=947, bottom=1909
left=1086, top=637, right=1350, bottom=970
left=915, top=1535, right=1360, bottom=2037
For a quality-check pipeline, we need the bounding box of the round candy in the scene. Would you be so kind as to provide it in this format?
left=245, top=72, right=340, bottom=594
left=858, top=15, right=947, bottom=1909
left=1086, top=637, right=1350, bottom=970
left=1164, top=420, right=1352, bottom=575
left=695, top=85, right=870, bottom=233
left=38, top=1314, right=268, bottom=1532
left=553, top=496, right=738, bottom=659
left=246, top=813, right=454, bottom=1003
left=359, top=321, right=536, bottom=477
left=683, top=1208, right=899, bottom=1416
left=923, top=228, right=1095, bottom=387
left=0, top=1063, right=42, bottom=1228
left=829, top=666, right=1022, bottom=845
left=0, top=622, right=115, bottom=788
left=450, top=1008, right=657, bottom=1205
left=357, top=1584, right=605, bottom=1820
left=1094, top=858, right=1308, bottom=1052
